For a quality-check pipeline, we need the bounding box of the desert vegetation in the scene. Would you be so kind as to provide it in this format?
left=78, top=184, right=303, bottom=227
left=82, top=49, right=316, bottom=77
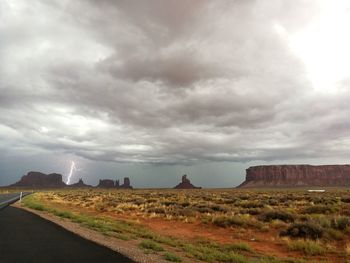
left=21, top=188, right=350, bottom=262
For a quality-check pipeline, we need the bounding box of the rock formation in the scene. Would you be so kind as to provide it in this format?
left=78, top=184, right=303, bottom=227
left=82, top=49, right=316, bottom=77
left=238, top=165, right=350, bottom=188
left=7, top=171, right=135, bottom=189
left=97, top=179, right=115, bottom=188
left=118, top=177, right=133, bottom=189
left=68, top=178, right=92, bottom=188
left=97, top=177, right=133, bottom=189
left=10, top=171, right=66, bottom=188
left=174, top=174, right=201, bottom=189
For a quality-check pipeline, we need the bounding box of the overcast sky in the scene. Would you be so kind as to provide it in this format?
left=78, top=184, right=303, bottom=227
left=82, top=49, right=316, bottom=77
left=1, top=0, right=350, bottom=187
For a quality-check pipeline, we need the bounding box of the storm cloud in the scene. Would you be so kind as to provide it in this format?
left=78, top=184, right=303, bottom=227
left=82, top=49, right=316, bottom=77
left=1, top=1, right=350, bottom=185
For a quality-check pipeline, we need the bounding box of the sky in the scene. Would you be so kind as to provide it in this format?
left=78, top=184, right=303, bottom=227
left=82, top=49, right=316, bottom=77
left=1, top=0, right=350, bottom=187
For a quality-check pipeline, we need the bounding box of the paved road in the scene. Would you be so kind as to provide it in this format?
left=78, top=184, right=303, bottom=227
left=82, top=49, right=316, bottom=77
left=0, top=192, right=30, bottom=210
left=0, top=205, right=134, bottom=263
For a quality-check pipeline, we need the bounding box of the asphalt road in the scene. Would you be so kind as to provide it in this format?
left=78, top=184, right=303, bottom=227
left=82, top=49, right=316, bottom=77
left=0, top=192, right=29, bottom=210
left=0, top=205, right=134, bottom=263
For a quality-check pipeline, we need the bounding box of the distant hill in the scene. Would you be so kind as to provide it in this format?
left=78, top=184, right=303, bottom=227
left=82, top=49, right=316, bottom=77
left=238, top=164, right=350, bottom=188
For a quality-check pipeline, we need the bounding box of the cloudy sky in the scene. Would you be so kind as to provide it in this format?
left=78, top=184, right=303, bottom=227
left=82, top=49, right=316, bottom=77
left=1, top=0, right=350, bottom=187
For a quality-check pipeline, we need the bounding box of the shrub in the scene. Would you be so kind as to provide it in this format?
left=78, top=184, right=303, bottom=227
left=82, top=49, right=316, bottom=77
left=213, top=216, right=244, bottom=228
left=259, top=211, right=295, bottom=223
left=195, top=207, right=213, bottom=213
left=223, top=242, right=253, bottom=252
left=303, top=205, right=335, bottom=214
left=210, top=205, right=228, bottom=212
left=331, top=216, right=350, bottom=230
left=325, top=229, right=344, bottom=240
left=178, top=208, right=196, bottom=217
left=288, top=240, right=326, bottom=255
left=163, top=252, right=182, bottom=262
left=280, top=222, right=324, bottom=239
left=341, top=196, right=350, bottom=203
left=139, top=240, right=164, bottom=252
left=240, top=201, right=264, bottom=208
left=240, top=208, right=261, bottom=215
left=147, top=207, right=166, bottom=214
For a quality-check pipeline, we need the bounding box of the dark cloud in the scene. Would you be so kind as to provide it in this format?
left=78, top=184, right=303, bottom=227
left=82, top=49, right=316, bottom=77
left=1, top=0, right=349, bottom=172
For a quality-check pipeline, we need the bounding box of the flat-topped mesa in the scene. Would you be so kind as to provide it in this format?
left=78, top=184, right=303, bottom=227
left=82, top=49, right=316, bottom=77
left=10, top=171, right=66, bottom=188
left=174, top=174, right=201, bottom=189
left=238, top=165, right=350, bottom=188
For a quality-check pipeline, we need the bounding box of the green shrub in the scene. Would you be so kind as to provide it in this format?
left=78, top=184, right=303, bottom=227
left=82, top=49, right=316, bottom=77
left=163, top=252, right=182, bottom=262
left=280, top=222, right=324, bottom=239
left=223, top=242, right=253, bottom=252
left=288, top=240, right=326, bottom=255
left=139, top=240, right=164, bottom=252
left=259, top=211, right=295, bottom=223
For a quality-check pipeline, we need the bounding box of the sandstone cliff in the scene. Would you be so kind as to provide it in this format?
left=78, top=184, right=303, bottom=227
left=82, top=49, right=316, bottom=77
left=238, top=165, right=350, bottom=188
left=174, top=175, right=201, bottom=189
left=11, top=171, right=66, bottom=188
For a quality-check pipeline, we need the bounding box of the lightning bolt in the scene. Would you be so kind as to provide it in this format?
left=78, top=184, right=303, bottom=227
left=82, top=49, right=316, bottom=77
left=66, top=161, right=76, bottom=185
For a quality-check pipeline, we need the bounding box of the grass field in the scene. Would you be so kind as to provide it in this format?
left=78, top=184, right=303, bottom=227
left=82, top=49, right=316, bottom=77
left=20, top=188, right=350, bottom=262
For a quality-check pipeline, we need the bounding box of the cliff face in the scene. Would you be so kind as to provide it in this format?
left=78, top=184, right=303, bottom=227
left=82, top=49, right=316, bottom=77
left=238, top=165, right=350, bottom=188
left=174, top=175, right=201, bottom=189
left=11, top=171, right=66, bottom=188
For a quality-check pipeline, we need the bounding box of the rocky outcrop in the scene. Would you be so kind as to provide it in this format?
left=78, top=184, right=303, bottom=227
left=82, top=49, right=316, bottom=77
left=118, top=177, right=133, bottom=189
left=97, top=179, right=115, bottom=188
left=10, top=171, right=66, bottom=188
left=68, top=178, right=92, bottom=188
left=97, top=177, right=133, bottom=189
left=174, top=174, right=201, bottom=189
left=238, top=165, right=350, bottom=188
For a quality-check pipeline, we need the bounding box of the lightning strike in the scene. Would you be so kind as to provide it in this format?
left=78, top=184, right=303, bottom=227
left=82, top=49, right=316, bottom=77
left=66, top=161, right=76, bottom=185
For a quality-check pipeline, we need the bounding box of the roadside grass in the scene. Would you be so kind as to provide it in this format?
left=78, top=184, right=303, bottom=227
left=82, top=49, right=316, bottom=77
left=139, top=240, right=164, bottom=252
left=163, top=252, right=182, bottom=262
